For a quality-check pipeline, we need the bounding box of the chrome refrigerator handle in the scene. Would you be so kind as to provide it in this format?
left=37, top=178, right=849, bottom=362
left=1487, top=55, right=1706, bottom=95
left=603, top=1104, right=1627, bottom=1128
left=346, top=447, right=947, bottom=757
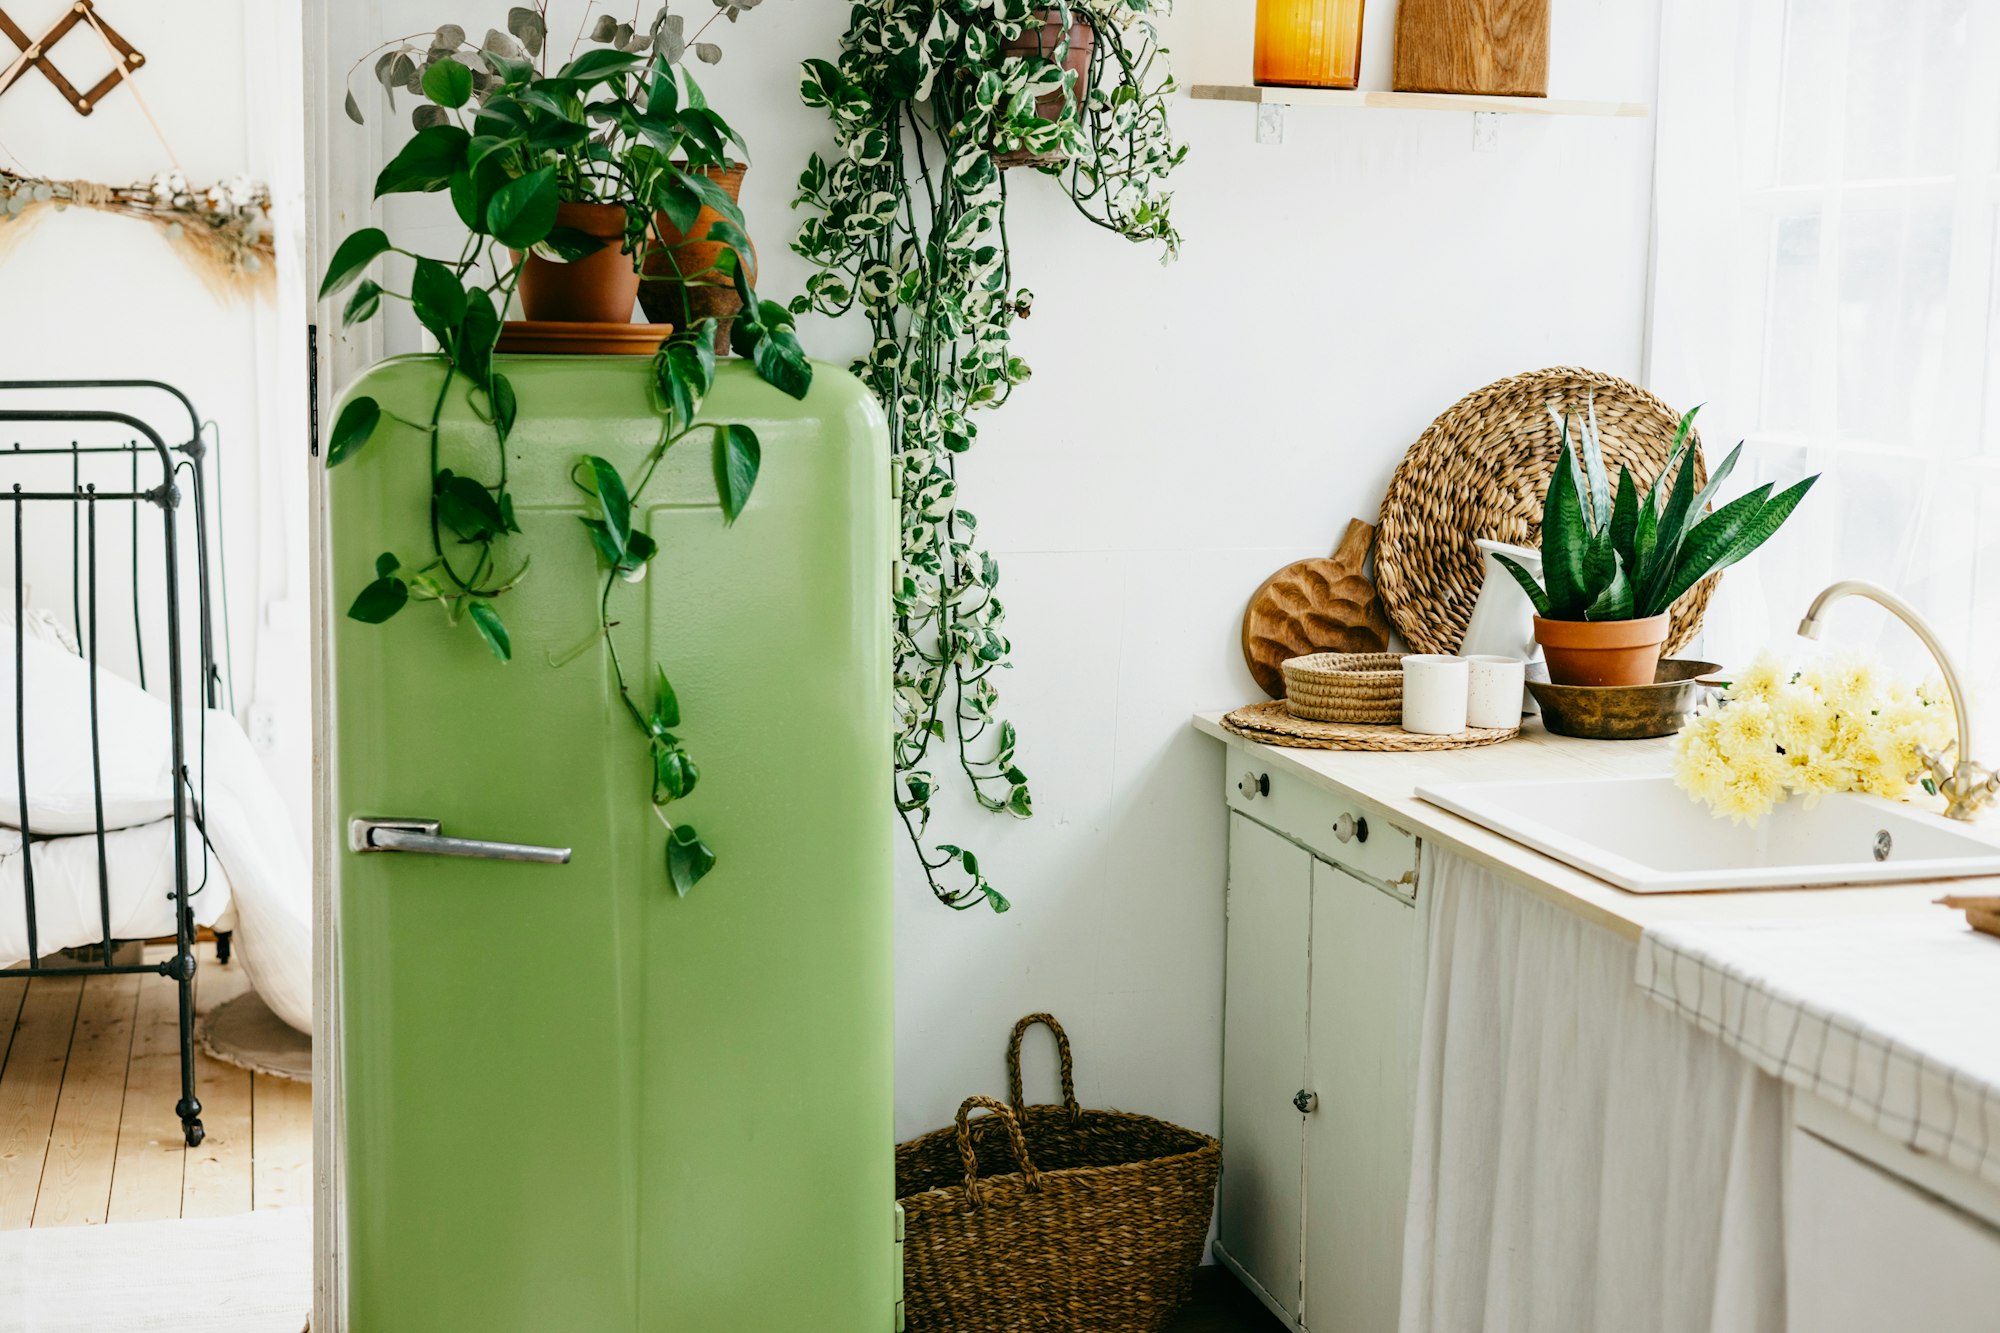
left=347, top=817, right=572, bottom=864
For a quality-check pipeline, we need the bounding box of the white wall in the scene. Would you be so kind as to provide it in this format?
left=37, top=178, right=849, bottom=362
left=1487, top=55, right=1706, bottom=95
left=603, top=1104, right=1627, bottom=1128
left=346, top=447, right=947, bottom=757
left=0, top=1, right=310, bottom=838
left=327, top=0, right=1662, bottom=1139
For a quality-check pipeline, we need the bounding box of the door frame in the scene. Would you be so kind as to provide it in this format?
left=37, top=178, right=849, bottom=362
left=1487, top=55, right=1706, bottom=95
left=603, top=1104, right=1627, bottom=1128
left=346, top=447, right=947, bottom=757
left=303, top=1, right=386, bottom=1327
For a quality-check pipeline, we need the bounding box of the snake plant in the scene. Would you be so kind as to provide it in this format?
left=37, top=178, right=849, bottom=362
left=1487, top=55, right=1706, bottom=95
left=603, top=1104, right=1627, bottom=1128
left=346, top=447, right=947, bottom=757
left=1495, top=401, right=1817, bottom=622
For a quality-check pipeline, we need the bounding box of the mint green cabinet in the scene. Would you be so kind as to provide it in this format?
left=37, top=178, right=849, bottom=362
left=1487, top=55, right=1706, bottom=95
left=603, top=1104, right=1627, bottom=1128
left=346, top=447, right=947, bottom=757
left=330, top=356, right=893, bottom=1332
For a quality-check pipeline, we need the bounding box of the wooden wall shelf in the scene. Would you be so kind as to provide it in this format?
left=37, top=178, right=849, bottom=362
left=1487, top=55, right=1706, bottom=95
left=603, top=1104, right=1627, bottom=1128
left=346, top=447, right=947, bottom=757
left=1189, top=84, right=1649, bottom=118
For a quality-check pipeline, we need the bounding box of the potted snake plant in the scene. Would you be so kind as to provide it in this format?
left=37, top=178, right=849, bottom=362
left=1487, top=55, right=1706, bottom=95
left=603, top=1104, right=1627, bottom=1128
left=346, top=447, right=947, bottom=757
left=1494, top=402, right=1818, bottom=687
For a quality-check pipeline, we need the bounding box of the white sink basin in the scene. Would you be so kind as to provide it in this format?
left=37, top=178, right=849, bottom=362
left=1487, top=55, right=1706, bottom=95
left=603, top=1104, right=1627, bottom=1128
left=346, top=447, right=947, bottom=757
left=1417, top=775, right=2000, bottom=893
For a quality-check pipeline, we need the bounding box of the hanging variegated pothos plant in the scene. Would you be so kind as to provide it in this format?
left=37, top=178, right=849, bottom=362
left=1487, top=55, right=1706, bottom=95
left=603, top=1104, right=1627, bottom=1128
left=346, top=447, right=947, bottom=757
left=792, top=0, right=1182, bottom=911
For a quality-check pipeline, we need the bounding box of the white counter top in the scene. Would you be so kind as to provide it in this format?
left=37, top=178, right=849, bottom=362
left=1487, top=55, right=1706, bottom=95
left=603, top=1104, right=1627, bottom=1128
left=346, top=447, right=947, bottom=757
left=1194, top=709, right=1990, bottom=941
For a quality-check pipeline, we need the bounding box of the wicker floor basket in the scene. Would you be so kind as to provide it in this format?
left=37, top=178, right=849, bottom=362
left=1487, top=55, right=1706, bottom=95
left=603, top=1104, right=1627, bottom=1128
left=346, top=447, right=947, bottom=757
left=896, top=1014, right=1221, bottom=1333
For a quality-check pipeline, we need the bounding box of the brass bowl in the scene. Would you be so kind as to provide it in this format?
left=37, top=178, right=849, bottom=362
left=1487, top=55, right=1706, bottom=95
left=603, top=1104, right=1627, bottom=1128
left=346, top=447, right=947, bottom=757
left=1527, top=659, right=1722, bottom=741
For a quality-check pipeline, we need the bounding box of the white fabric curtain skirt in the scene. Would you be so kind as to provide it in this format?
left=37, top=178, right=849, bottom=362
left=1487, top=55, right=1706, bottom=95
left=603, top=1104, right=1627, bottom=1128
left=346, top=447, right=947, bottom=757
left=1399, top=850, right=1788, bottom=1333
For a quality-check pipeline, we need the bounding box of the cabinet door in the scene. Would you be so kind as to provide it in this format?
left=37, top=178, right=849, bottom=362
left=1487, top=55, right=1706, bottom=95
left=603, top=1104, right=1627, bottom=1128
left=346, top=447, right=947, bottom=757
left=1788, top=1128, right=2000, bottom=1333
left=1303, top=859, right=1423, bottom=1333
left=1220, top=813, right=1313, bottom=1321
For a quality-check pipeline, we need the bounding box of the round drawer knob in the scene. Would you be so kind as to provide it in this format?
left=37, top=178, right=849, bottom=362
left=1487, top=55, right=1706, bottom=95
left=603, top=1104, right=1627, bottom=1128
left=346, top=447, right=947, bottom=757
left=1293, top=1089, right=1318, bottom=1114
left=1238, top=771, right=1270, bottom=800
left=1334, top=813, right=1369, bottom=844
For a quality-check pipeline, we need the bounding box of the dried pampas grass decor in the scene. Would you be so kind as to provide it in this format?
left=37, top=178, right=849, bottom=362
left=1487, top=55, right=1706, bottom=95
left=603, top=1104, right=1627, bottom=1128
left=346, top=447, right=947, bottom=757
left=0, top=167, right=275, bottom=301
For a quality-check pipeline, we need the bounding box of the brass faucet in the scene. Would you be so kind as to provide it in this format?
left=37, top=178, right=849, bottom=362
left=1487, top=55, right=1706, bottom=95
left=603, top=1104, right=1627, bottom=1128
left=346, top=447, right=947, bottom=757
left=1798, top=580, right=1998, bottom=822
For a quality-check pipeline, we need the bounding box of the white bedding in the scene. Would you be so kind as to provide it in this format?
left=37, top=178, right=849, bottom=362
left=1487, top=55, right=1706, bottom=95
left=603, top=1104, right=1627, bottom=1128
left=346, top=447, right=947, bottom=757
left=0, top=624, right=311, bottom=1032
left=0, top=819, right=233, bottom=966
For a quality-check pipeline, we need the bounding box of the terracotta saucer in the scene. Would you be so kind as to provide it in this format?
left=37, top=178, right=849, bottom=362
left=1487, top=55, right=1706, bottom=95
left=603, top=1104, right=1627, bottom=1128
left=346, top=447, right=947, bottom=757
left=495, top=321, right=676, bottom=355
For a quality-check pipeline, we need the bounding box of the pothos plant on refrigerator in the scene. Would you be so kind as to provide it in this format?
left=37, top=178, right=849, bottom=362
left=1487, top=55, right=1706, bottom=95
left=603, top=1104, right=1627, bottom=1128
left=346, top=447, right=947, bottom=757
left=319, top=6, right=810, bottom=897
left=792, top=0, right=1183, bottom=911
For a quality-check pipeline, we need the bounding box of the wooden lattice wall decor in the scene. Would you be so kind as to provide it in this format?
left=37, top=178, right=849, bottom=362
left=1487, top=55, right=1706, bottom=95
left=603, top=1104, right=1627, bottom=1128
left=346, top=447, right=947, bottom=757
left=0, top=0, right=144, bottom=116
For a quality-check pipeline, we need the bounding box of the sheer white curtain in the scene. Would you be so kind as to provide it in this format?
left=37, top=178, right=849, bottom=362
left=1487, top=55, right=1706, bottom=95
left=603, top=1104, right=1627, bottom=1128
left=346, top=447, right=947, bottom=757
left=1650, top=0, right=2000, bottom=725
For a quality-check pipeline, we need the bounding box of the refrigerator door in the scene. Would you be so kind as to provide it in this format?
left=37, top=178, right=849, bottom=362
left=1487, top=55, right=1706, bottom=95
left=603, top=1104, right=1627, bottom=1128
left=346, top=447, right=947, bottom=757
left=331, top=356, right=893, bottom=1332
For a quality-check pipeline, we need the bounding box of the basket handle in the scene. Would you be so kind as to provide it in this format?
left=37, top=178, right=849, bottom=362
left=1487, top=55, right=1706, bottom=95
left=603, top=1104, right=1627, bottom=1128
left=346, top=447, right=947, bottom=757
left=954, top=1095, right=1041, bottom=1206
left=1006, top=1012, right=1080, bottom=1119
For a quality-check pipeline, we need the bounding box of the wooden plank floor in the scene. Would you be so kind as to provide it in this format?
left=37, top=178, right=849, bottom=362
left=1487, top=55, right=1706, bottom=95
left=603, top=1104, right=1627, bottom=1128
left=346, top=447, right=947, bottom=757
left=0, top=944, right=311, bottom=1230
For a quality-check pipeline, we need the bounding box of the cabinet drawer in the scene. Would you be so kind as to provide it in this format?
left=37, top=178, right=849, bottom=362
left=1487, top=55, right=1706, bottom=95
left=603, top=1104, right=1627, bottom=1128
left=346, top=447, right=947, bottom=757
left=1223, top=759, right=1417, bottom=894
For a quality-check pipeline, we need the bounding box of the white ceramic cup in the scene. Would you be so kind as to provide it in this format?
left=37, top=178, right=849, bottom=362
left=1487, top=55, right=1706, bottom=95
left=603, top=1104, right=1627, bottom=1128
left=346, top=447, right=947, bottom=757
left=1402, top=655, right=1470, bottom=735
left=1465, top=655, right=1528, bottom=729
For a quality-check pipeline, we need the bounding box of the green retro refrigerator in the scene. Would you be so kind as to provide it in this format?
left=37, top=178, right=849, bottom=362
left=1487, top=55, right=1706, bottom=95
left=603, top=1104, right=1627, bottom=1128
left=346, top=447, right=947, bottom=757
left=329, top=357, right=896, bottom=1332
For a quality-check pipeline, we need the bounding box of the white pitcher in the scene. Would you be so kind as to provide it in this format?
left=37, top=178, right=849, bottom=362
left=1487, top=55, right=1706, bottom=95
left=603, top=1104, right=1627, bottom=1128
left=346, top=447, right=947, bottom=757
left=1457, top=538, right=1545, bottom=712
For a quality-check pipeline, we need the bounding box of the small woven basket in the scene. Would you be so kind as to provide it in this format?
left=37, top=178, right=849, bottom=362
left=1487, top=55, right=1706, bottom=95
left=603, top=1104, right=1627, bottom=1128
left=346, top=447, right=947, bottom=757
left=897, top=1014, right=1221, bottom=1333
left=1282, top=652, right=1405, bottom=723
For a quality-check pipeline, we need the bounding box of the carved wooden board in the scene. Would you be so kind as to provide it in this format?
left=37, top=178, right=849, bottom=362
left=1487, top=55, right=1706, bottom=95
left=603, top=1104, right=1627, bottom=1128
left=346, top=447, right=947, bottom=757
left=1241, top=518, right=1394, bottom=699
left=1392, top=0, right=1550, bottom=97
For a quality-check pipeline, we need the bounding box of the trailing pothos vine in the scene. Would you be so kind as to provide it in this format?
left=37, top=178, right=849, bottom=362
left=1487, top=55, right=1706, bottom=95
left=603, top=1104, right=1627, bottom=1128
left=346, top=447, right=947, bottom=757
left=320, top=9, right=812, bottom=897
left=791, top=0, right=1182, bottom=910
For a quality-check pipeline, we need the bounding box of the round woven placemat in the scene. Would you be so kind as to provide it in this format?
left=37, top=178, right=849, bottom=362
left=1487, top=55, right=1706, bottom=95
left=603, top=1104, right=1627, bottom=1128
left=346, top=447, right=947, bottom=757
left=1223, top=700, right=1517, bottom=751
left=1376, top=366, right=1717, bottom=657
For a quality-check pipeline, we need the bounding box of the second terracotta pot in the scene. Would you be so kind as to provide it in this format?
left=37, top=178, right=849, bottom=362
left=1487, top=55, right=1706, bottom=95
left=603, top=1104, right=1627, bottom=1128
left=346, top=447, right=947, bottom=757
left=514, top=201, right=640, bottom=325
left=640, top=163, right=751, bottom=356
left=1533, top=613, right=1670, bottom=688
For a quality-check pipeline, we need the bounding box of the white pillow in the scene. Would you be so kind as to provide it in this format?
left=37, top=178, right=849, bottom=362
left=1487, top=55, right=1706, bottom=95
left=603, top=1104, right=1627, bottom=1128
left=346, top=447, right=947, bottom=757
left=0, top=625, right=178, bottom=834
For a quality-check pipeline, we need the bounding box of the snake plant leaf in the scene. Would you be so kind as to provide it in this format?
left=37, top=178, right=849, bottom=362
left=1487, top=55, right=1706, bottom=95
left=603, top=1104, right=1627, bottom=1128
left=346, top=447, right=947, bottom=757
left=1642, top=444, right=1702, bottom=612
left=1492, top=553, right=1552, bottom=618
left=1650, top=482, right=1774, bottom=612
left=1681, top=441, right=1746, bottom=543
left=1634, top=478, right=1660, bottom=586
left=1609, top=468, right=1640, bottom=572
left=1586, top=552, right=1635, bottom=620
left=1538, top=449, right=1590, bottom=615
left=1579, top=399, right=1611, bottom=531
left=1577, top=525, right=1619, bottom=608
left=1714, top=474, right=1817, bottom=570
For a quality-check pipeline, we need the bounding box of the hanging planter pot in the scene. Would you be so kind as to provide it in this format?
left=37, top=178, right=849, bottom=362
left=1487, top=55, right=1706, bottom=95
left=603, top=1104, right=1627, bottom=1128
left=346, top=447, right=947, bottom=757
left=639, top=163, right=752, bottom=356
left=512, top=201, right=641, bottom=324
left=994, top=10, right=1096, bottom=168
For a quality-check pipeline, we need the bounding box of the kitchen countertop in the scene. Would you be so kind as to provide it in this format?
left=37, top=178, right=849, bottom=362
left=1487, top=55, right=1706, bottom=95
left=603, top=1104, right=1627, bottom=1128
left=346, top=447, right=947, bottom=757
left=1193, top=710, right=1994, bottom=941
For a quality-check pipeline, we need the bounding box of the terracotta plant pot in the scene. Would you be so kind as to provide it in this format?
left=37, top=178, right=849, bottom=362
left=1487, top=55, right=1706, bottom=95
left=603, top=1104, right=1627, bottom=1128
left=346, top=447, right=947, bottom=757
left=995, top=10, right=1096, bottom=168
left=513, top=202, right=639, bottom=324
left=639, top=163, right=751, bottom=356
left=1533, top=614, right=1671, bottom=688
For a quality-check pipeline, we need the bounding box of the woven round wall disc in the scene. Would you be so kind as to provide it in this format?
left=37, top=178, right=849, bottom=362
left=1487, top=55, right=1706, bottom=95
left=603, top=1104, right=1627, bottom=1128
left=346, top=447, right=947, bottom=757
left=1375, top=366, right=1717, bottom=657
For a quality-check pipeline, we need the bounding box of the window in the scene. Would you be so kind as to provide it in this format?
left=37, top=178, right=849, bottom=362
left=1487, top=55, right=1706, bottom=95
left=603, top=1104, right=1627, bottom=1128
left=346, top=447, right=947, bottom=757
left=1650, top=0, right=2000, bottom=717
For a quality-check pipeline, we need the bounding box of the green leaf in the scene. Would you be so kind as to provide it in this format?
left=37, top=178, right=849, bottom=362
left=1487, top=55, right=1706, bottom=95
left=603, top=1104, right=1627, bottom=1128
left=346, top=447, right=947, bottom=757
left=320, top=227, right=392, bottom=298
left=1650, top=474, right=1818, bottom=614
left=455, top=289, right=501, bottom=386
left=582, top=455, right=632, bottom=556
left=1492, top=553, right=1552, bottom=618
left=654, top=745, right=699, bottom=800
left=558, top=48, right=645, bottom=83
left=579, top=517, right=624, bottom=567
left=539, top=225, right=608, bottom=262
left=468, top=600, right=512, bottom=662
left=348, top=575, right=407, bottom=623
left=374, top=551, right=400, bottom=578
left=712, top=424, right=759, bottom=523
left=748, top=327, right=813, bottom=401
left=486, top=165, right=559, bottom=249
left=435, top=471, right=509, bottom=543
left=449, top=152, right=511, bottom=234
left=653, top=666, right=682, bottom=729
left=410, top=258, right=468, bottom=343
left=489, top=372, right=518, bottom=442
left=326, top=396, right=381, bottom=467
left=374, top=124, right=470, bottom=196
left=342, top=279, right=383, bottom=327
left=422, top=57, right=474, bottom=109
left=666, top=824, right=716, bottom=897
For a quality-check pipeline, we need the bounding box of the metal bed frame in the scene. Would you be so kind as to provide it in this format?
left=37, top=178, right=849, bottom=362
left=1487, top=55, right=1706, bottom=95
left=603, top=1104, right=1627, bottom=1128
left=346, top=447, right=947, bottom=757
left=0, top=380, right=229, bottom=1148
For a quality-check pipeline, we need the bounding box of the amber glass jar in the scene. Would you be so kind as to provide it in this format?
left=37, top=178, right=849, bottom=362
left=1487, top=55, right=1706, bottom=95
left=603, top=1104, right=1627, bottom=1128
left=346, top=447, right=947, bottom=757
left=1253, top=0, right=1365, bottom=89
